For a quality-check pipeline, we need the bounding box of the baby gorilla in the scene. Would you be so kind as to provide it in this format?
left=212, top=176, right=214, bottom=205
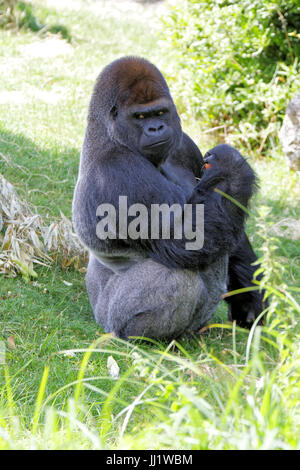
left=72, top=57, right=258, bottom=339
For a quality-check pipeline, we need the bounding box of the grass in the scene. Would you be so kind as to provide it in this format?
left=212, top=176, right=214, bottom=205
left=0, top=0, right=300, bottom=450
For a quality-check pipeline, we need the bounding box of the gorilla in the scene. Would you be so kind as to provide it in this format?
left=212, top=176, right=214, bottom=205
left=72, top=56, right=265, bottom=339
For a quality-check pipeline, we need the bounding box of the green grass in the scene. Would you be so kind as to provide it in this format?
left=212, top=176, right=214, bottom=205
left=0, top=0, right=300, bottom=450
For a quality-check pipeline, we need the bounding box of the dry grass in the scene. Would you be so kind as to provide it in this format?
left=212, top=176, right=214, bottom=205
left=270, top=217, right=300, bottom=241
left=0, top=173, right=87, bottom=279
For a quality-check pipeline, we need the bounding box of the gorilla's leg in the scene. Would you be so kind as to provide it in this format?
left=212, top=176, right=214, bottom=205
left=86, top=255, right=228, bottom=340
left=190, top=256, right=228, bottom=331
left=226, top=232, right=266, bottom=327
left=85, top=254, right=114, bottom=323
left=87, top=256, right=203, bottom=339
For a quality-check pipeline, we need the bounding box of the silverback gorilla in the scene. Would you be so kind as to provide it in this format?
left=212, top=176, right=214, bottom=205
left=72, top=56, right=264, bottom=339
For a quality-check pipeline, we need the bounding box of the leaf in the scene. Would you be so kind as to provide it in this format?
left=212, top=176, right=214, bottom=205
left=12, top=258, right=38, bottom=279
left=107, top=355, right=120, bottom=380
left=7, top=336, right=16, bottom=349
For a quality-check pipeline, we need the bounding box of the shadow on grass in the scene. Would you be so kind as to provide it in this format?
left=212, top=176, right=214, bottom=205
left=0, top=126, right=80, bottom=218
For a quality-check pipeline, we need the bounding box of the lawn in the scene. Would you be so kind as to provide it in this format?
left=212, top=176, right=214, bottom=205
left=0, top=0, right=299, bottom=450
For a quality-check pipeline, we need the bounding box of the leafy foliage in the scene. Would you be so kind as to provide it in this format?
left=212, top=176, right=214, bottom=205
left=163, top=0, right=300, bottom=152
left=0, top=1, right=71, bottom=41
left=0, top=0, right=17, bottom=28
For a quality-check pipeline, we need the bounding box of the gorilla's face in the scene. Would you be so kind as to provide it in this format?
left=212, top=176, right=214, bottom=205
left=111, top=97, right=182, bottom=167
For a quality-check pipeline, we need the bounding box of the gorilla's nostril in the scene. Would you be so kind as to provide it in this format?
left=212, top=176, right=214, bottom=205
left=148, top=124, right=165, bottom=134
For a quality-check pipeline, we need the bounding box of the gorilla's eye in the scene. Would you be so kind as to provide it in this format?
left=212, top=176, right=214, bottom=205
left=157, top=111, right=164, bottom=116
left=133, top=113, right=145, bottom=120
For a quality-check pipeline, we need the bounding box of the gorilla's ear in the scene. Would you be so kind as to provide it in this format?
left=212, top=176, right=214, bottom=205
left=110, top=105, right=118, bottom=120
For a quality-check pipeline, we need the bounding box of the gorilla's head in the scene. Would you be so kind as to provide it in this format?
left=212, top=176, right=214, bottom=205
left=89, top=56, right=182, bottom=167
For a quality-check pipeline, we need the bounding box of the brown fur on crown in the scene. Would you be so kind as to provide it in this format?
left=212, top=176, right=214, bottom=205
left=91, top=56, right=171, bottom=112
left=120, top=76, right=168, bottom=106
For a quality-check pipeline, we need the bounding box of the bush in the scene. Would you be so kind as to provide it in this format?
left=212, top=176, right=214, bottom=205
left=162, top=0, right=300, bottom=153
left=0, top=1, right=71, bottom=41
left=0, top=0, right=17, bottom=28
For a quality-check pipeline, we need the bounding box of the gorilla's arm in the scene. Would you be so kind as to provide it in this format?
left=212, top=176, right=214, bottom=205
left=73, top=144, right=256, bottom=271
left=172, top=132, right=204, bottom=175
left=161, top=132, right=204, bottom=196
left=72, top=145, right=187, bottom=257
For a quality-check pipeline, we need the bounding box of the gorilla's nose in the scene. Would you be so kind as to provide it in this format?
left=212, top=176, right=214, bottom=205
left=141, top=121, right=172, bottom=151
left=144, top=122, right=166, bottom=138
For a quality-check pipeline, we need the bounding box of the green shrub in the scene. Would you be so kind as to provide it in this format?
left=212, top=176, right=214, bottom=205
left=162, top=0, right=300, bottom=153
left=0, top=1, right=71, bottom=41
left=0, top=0, right=17, bottom=28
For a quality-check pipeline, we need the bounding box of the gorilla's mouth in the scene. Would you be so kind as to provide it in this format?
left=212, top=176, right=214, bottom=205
left=143, top=139, right=170, bottom=149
